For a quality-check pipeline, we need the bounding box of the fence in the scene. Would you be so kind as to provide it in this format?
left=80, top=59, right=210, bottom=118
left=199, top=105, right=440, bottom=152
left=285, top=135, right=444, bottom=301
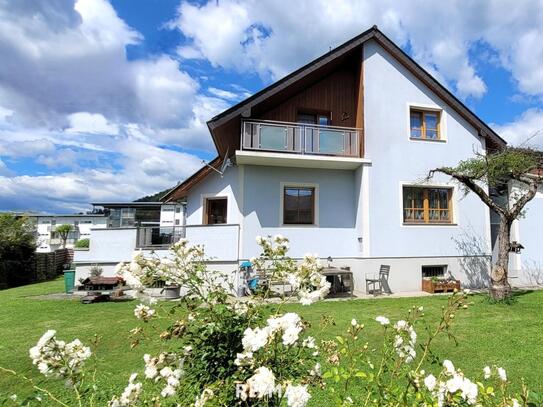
left=0, top=248, right=73, bottom=289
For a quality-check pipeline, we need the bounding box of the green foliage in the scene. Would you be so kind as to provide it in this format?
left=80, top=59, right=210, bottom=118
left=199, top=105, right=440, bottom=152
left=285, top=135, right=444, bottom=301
left=440, top=147, right=542, bottom=189
left=0, top=214, right=36, bottom=289
left=74, top=238, right=90, bottom=249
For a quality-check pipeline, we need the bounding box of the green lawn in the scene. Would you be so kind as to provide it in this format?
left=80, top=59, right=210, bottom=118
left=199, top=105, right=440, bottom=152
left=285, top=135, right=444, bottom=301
left=1, top=279, right=542, bottom=404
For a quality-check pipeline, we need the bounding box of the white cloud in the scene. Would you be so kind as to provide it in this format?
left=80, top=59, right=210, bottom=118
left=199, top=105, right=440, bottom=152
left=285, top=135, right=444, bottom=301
left=493, top=108, right=543, bottom=148
left=0, top=0, right=235, bottom=213
left=171, top=0, right=543, bottom=100
left=66, top=112, right=119, bottom=135
left=208, top=87, right=241, bottom=101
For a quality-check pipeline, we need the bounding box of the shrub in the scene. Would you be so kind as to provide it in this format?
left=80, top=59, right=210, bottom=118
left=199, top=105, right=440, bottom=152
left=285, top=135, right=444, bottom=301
left=89, top=264, right=103, bottom=277
left=74, top=238, right=90, bottom=249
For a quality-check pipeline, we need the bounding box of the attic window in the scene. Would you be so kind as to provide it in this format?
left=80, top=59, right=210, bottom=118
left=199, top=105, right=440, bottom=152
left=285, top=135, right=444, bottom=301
left=410, top=108, right=441, bottom=140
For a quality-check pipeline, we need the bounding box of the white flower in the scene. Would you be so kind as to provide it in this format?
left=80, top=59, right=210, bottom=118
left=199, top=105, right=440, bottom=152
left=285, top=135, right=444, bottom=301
left=108, top=373, right=142, bottom=406
left=310, top=362, right=321, bottom=376
left=417, top=306, right=424, bottom=312
left=242, top=327, right=270, bottom=352
left=460, top=378, right=478, bottom=405
left=483, top=366, right=491, bottom=379
left=302, top=336, right=316, bottom=349
left=497, top=367, right=507, bottom=382
left=36, top=330, right=56, bottom=348
left=446, top=374, right=463, bottom=393
left=393, top=320, right=417, bottom=363
left=282, top=326, right=302, bottom=346
left=424, top=374, right=437, bottom=391
left=133, top=304, right=155, bottom=321
left=161, top=385, right=176, bottom=398
left=246, top=367, right=276, bottom=399
left=351, top=319, right=358, bottom=327
left=511, top=399, right=521, bottom=407
left=194, top=388, right=214, bottom=407
left=375, top=316, right=390, bottom=326
left=285, top=384, right=311, bottom=407
left=443, top=360, right=455, bottom=375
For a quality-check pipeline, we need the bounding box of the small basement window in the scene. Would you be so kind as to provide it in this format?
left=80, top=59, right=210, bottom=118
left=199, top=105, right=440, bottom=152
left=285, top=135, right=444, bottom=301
left=422, top=265, right=446, bottom=278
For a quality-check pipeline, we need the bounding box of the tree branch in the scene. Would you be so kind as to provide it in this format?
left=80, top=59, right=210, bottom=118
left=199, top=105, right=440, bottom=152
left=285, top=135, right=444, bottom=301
left=510, top=179, right=540, bottom=220
left=429, top=168, right=506, bottom=216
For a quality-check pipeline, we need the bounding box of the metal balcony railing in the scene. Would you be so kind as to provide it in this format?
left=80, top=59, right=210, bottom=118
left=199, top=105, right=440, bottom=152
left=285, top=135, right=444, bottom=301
left=136, top=226, right=186, bottom=248
left=241, top=119, right=362, bottom=157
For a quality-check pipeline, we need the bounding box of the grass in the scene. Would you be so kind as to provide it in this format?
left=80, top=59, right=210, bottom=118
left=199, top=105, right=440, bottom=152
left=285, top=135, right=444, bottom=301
left=1, top=279, right=542, bottom=404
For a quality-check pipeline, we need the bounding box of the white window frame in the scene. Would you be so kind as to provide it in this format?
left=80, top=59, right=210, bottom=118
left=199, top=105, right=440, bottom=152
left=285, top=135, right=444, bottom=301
left=279, top=182, right=319, bottom=227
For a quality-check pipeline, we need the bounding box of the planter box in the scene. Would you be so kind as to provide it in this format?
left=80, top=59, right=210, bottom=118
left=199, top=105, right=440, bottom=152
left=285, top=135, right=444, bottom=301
left=422, top=279, right=460, bottom=294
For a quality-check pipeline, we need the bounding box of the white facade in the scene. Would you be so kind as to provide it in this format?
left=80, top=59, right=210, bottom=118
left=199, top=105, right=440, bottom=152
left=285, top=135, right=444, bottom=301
left=509, top=184, right=543, bottom=286
left=35, top=215, right=106, bottom=252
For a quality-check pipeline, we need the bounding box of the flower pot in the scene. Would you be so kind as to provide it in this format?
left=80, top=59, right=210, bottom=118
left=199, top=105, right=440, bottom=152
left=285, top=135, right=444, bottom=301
left=162, top=286, right=180, bottom=299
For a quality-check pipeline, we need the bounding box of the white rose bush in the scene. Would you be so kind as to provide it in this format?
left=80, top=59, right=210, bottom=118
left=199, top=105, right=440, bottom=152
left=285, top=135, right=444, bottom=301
left=1, top=235, right=540, bottom=406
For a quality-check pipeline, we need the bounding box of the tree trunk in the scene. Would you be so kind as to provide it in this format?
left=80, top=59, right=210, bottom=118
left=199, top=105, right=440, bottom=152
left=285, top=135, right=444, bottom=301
left=490, top=216, right=512, bottom=300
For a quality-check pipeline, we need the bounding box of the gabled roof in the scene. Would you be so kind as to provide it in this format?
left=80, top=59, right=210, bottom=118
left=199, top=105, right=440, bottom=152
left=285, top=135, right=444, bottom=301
left=207, top=25, right=505, bottom=153
left=162, top=156, right=222, bottom=202
left=165, top=25, right=506, bottom=201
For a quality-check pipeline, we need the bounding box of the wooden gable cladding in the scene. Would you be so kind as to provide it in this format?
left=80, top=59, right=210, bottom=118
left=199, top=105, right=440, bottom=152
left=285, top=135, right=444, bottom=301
left=258, top=60, right=358, bottom=128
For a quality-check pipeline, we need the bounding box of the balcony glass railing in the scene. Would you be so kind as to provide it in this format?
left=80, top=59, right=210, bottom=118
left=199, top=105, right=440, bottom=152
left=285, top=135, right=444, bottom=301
left=242, top=120, right=361, bottom=157
left=136, top=226, right=186, bottom=248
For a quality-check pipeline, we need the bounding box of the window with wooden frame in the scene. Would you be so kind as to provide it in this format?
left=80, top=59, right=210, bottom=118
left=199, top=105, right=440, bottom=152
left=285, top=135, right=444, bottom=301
left=203, top=197, right=227, bottom=225
left=410, top=108, right=441, bottom=140
left=283, top=186, right=315, bottom=225
left=403, top=186, right=452, bottom=224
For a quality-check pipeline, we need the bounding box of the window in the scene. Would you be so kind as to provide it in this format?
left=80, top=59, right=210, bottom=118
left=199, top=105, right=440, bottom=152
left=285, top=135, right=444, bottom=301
left=422, top=265, right=446, bottom=278
left=297, top=111, right=331, bottom=126
left=204, top=198, right=227, bottom=224
left=283, top=187, right=315, bottom=225
left=403, top=186, right=452, bottom=224
left=175, top=219, right=180, bottom=225
left=410, top=109, right=441, bottom=140
left=175, top=206, right=181, bottom=213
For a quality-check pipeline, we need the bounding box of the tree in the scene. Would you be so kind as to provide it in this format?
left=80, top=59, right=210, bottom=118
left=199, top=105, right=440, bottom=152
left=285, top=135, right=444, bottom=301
left=429, top=147, right=543, bottom=300
left=55, top=224, right=73, bottom=248
left=0, top=214, right=36, bottom=288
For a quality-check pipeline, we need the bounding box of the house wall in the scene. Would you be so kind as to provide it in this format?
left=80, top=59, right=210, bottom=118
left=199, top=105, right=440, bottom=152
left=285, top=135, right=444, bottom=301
left=510, top=185, right=543, bottom=286
left=185, top=166, right=242, bottom=226
left=259, top=63, right=358, bottom=127
left=241, top=165, right=361, bottom=259
left=363, top=39, right=491, bottom=264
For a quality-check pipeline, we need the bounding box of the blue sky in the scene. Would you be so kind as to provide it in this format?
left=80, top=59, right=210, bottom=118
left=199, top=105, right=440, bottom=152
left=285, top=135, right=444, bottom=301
left=0, top=0, right=542, bottom=213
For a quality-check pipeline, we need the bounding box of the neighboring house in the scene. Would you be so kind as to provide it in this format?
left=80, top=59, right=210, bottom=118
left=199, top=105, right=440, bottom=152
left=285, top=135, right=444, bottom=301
left=75, top=26, right=522, bottom=293
left=32, top=214, right=107, bottom=252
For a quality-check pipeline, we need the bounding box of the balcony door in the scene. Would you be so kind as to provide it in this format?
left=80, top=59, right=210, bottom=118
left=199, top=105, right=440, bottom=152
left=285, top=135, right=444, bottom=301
left=297, top=111, right=344, bottom=155
left=204, top=197, right=227, bottom=225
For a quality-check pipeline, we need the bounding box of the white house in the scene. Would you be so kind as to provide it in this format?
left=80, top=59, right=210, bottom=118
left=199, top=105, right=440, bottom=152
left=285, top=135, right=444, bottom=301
left=75, top=26, right=529, bottom=293
left=32, top=214, right=107, bottom=252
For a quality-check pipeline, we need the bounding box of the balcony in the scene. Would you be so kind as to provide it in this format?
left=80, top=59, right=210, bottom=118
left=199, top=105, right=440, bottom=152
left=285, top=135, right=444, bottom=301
left=237, top=120, right=368, bottom=169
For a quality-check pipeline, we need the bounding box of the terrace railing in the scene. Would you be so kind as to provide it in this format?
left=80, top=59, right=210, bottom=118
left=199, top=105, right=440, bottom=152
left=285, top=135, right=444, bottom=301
left=241, top=119, right=362, bottom=157
left=135, top=224, right=241, bottom=262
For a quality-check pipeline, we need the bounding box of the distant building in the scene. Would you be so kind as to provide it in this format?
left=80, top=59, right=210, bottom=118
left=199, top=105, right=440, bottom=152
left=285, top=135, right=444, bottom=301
left=31, top=214, right=107, bottom=252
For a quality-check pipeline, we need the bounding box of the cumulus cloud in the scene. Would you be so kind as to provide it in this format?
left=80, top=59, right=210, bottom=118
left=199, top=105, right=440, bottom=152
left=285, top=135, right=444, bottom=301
left=493, top=109, right=543, bottom=148
left=171, top=0, right=543, bottom=101
left=0, top=0, right=229, bottom=213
